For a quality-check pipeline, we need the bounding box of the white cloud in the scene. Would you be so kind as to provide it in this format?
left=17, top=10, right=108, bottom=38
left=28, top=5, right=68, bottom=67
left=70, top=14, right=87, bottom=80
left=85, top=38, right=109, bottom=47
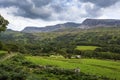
left=49, top=1, right=93, bottom=22
left=0, top=7, right=66, bottom=31
left=98, top=2, right=120, bottom=19
left=0, top=0, right=120, bottom=31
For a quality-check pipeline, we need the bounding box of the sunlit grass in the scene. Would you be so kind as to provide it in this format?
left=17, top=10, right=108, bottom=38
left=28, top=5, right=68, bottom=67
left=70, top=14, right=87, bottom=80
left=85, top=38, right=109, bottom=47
left=75, top=46, right=99, bottom=50
left=26, top=56, right=120, bottom=80
left=0, top=51, right=7, bottom=57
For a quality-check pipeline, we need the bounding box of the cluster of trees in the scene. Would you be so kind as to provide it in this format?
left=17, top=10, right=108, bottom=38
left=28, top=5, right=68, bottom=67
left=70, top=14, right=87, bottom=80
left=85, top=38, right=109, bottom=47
left=96, top=46, right=120, bottom=53
left=74, top=50, right=120, bottom=60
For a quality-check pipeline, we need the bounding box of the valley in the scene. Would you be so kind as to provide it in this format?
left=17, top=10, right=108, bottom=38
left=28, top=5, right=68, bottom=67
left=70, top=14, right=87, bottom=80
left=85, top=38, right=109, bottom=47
left=0, top=15, right=120, bottom=80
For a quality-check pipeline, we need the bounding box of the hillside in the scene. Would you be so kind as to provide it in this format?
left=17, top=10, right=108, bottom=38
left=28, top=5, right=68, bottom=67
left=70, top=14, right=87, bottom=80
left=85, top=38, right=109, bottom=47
left=82, top=19, right=120, bottom=28
left=1, top=26, right=120, bottom=80
left=22, top=22, right=80, bottom=33
left=1, top=27, right=120, bottom=59
left=22, top=19, right=120, bottom=33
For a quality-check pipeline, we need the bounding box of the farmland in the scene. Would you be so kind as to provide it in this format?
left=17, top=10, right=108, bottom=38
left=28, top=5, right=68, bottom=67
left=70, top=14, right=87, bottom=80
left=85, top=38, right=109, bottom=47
left=26, top=56, right=120, bottom=80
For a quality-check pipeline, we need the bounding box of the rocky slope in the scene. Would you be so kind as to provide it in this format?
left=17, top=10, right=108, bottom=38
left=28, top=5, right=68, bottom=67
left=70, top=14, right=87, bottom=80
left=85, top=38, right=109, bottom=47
left=22, top=19, right=120, bottom=33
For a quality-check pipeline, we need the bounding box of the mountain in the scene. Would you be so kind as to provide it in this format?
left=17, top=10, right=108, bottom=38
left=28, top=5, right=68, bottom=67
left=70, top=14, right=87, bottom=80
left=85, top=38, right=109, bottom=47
left=22, top=22, right=80, bottom=33
left=6, top=29, right=18, bottom=32
left=81, top=19, right=120, bottom=28
left=22, top=19, right=120, bottom=33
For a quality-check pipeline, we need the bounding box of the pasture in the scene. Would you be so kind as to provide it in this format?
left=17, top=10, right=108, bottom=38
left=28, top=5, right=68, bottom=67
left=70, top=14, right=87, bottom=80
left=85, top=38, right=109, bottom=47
left=75, top=46, right=99, bottom=51
left=26, top=56, right=120, bottom=80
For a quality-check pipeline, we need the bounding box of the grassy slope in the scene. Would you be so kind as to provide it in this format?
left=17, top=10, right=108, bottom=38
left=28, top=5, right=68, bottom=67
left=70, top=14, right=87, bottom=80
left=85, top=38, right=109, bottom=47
left=26, top=56, right=120, bottom=80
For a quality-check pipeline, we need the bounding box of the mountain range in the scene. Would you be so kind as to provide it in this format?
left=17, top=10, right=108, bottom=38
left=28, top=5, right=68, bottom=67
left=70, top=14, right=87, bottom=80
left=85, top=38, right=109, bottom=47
left=22, top=19, right=120, bottom=33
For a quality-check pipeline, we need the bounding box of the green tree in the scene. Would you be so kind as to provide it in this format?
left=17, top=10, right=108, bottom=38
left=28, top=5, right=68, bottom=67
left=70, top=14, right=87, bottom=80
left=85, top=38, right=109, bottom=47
left=0, top=15, right=9, bottom=32
left=0, top=15, right=9, bottom=50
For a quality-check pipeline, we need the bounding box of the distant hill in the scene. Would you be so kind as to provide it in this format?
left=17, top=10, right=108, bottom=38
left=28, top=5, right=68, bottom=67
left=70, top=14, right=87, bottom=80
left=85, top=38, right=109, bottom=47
left=6, top=29, right=18, bottom=32
left=22, top=19, right=120, bottom=33
left=81, top=19, right=120, bottom=28
left=22, top=22, right=80, bottom=33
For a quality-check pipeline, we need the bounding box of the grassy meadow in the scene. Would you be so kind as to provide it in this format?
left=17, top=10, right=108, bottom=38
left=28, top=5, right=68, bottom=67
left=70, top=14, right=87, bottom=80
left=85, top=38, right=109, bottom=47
left=0, top=51, right=7, bottom=57
left=0, top=51, right=7, bottom=54
left=75, top=46, right=99, bottom=51
left=26, top=56, right=120, bottom=80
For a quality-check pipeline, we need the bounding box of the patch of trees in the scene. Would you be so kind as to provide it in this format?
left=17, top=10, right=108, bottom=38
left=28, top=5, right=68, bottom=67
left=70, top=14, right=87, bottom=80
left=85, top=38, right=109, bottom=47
left=0, top=41, right=3, bottom=50
left=74, top=50, right=120, bottom=60
left=0, top=54, right=29, bottom=80
left=32, top=67, right=110, bottom=80
left=95, top=46, right=120, bottom=53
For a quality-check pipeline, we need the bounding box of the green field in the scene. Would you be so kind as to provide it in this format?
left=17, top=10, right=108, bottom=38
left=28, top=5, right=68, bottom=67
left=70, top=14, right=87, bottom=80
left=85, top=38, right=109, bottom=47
left=0, top=51, right=7, bottom=53
left=75, top=46, right=99, bottom=51
left=0, top=51, right=7, bottom=57
left=26, top=56, right=120, bottom=80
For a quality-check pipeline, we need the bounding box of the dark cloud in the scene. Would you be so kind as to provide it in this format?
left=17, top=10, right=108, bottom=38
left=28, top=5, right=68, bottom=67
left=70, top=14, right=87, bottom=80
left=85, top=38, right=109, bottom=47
left=0, top=0, right=52, bottom=19
left=84, top=5, right=101, bottom=18
left=0, top=0, right=120, bottom=20
left=0, top=0, right=31, bottom=8
left=79, top=0, right=120, bottom=18
left=32, top=0, right=52, bottom=7
left=80, top=0, right=119, bottom=7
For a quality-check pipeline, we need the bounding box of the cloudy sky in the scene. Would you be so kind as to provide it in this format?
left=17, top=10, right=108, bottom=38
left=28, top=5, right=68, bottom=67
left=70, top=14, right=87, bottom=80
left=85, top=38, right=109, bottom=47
left=0, top=0, right=120, bottom=31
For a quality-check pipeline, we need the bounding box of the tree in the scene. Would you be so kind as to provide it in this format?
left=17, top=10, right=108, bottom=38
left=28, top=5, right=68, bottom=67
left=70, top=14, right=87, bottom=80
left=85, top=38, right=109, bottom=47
left=0, top=15, right=9, bottom=50
left=0, top=41, right=3, bottom=49
left=0, top=15, right=9, bottom=32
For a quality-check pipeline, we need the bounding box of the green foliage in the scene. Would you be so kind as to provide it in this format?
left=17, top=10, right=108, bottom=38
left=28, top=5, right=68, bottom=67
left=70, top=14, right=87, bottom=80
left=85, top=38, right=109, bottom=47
left=0, top=54, right=29, bottom=80
left=0, top=41, right=3, bottom=50
left=0, top=15, right=9, bottom=32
